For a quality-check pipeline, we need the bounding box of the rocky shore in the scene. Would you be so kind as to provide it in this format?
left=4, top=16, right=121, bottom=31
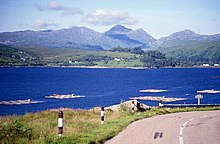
left=90, top=100, right=150, bottom=112
left=197, top=89, right=220, bottom=94
left=139, top=89, right=167, bottom=93
left=0, top=99, right=42, bottom=105
left=130, top=96, right=186, bottom=102
left=45, top=94, right=85, bottom=99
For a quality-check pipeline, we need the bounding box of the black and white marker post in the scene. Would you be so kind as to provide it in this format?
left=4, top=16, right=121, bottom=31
left=101, top=107, right=104, bottom=125
left=132, top=101, right=135, bottom=113
left=58, top=111, right=64, bottom=137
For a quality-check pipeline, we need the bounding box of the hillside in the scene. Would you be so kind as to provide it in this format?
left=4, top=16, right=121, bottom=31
left=148, top=30, right=220, bottom=62
left=1, top=44, right=219, bottom=68
left=159, top=41, right=220, bottom=60
left=0, top=45, right=40, bottom=66
left=1, top=45, right=179, bottom=68
left=16, top=46, right=145, bottom=67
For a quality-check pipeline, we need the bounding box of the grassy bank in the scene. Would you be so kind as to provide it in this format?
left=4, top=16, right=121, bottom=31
left=0, top=107, right=220, bottom=144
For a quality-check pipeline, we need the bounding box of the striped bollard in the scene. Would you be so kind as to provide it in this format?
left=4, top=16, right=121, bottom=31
left=101, top=107, right=104, bottom=125
left=58, top=111, right=64, bottom=136
left=132, top=101, right=135, bottom=113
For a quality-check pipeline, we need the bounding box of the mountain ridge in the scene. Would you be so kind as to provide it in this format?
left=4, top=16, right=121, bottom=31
left=0, top=25, right=220, bottom=54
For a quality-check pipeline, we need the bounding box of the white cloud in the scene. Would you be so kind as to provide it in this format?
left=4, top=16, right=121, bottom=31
left=62, top=7, right=84, bottom=16
left=46, top=1, right=83, bottom=15
left=32, top=19, right=58, bottom=29
left=47, top=1, right=64, bottom=10
left=84, top=9, right=138, bottom=26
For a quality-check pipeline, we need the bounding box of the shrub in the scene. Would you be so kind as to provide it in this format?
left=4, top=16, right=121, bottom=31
left=0, top=120, right=32, bottom=143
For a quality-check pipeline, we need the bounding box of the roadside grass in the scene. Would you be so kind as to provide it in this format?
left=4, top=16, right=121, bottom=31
left=0, top=107, right=220, bottom=144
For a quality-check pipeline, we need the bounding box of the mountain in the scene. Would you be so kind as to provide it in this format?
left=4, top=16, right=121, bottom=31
left=0, top=27, right=120, bottom=50
left=0, top=25, right=156, bottom=50
left=104, top=25, right=132, bottom=35
left=127, top=28, right=156, bottom=44
left=104, top=25, right=156, bottom=45
left=149, top=30, right=220, bottom=59
left=0, top=25, right=219, bottom=61
left=160, top=30, right=220, bottom=44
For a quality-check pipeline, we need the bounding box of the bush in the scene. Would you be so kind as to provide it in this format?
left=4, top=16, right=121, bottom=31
left=0, top=120, right=32, bottom=143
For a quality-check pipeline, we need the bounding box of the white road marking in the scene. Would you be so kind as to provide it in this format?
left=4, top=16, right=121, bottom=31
left=182, top=121, right=189, bottom=127
left=179, top=113, right=218, bottom=144
left=179, top=120, right=190, bottom=144
left=179, top=137, right=184, bottom=144
left=179, top=127, right=183, bottom=136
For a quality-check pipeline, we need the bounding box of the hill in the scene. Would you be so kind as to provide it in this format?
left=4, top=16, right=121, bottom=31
left=15, top=46, right=145, bottom=67
left=104, top=25, right=156, bottom=46
left=149, top=30, right=220, bottom=63
left=0, top=45, right=41, bottom=66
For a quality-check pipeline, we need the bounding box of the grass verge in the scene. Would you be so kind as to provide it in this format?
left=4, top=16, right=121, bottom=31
left=0, top=107, right=220, bottom=144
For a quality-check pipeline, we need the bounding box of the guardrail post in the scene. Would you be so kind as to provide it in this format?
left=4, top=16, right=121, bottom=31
left=101, top=107, right=104, bottom=125
left=132, top=101, right=135, bottom=113
left=58, top=111, right=63, bottom=136
left=195, top=94, right=203, bottom=105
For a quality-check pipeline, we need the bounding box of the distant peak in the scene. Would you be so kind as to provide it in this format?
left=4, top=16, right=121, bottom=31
left=177, top=29, right=197, bottom=34
left=111, top=25, right=132, bottom=31
left=112, top=24, right=128, bottom=29
left=135, top=28, right=147, bottom=33
left=105, top=25, right=132, bottom=35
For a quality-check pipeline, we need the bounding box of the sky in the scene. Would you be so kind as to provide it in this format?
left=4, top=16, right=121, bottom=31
left=0, top=0, right=220, bottom=39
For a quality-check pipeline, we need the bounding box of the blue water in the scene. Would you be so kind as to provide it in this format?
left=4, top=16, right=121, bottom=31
left=0, top=67, right=220, bottom=115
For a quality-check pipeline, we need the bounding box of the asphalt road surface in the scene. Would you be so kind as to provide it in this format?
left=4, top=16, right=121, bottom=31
left=105, top=110, right=220, bottom=144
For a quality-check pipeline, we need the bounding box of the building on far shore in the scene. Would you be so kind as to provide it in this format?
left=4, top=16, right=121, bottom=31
left=202, top=64, right=210, bottom=67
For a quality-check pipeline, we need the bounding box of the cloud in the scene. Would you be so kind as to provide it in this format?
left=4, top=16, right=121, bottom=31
left=46, top=1, right=83, bottom=15
left=62, top=7, right=84, bottom=16
left=32, top=19, right=58, bottom=29
left=84, top=9, right=138, bottom=26
left=47, top=1, right=64, bottom=10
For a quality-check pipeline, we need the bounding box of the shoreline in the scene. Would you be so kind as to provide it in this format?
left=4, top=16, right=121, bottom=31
left=1, top=65, right=220, bottom=69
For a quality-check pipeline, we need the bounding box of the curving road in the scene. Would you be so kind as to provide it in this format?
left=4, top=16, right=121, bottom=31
left=105, top=110, right=220, bottom=144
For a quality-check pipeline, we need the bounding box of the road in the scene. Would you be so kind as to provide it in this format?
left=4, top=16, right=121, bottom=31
left=105, top=110, right=220, bottom=144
